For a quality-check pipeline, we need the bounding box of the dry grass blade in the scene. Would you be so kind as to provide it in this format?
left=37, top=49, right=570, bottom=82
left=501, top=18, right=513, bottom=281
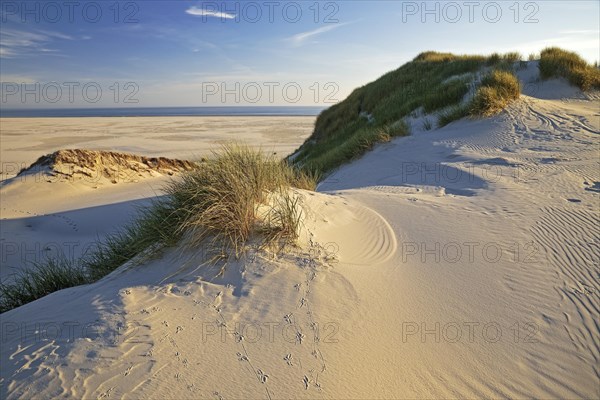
left=166, top=143, right=314, bottom=258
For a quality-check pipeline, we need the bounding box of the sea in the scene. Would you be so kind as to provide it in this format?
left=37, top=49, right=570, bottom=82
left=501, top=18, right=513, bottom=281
left=0, top=106, right=325, bottom=118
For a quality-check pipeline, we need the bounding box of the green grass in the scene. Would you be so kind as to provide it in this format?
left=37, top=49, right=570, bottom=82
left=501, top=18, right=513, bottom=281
left=293, top=49, right=600, bottom=177
left=539, top=47, right=600, bottom=90
left=292, top=51, right=522, bottom=175
left=165, top=144, right=313, bottom=258
left=84, top=198, right=182, bottom=281
left=293, top=122, right=409, bottom=175
left=0, top=258, right=89, bottom=312
left=438, top=104, right=470, bottom=127
left=471, top=70, right=521, bottom=116
left=0, top=145, right=316, bottom=313
left=261, top=190, right=304, bottom=253
left=422, top=118, right=433, bottom=131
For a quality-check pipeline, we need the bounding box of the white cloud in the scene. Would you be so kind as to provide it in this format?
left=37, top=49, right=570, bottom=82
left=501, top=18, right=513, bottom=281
left=185, top=6, right=236, bottom=19
left=558, top=30, right=600, bottom=35
left=288, top=22, right=353, bottom=46
left=0, top=47, right=15, bottom=57
left=0, top=27, right=72, bottom=58
left=462, top=31, right=600, bottom=64
left=0, top=74, right=37, bottom=84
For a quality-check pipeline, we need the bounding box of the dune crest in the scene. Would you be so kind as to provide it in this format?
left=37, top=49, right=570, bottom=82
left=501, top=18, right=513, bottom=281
left=19, top=149, right=197, bottom=184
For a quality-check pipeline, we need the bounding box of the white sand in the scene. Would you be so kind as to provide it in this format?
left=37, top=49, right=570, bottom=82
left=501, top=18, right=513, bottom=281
left=0, top=72, right=598, bottom=398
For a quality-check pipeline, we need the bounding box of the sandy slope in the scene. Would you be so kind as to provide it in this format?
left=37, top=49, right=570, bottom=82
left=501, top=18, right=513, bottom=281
left=1, top=76, right=599, bottom=398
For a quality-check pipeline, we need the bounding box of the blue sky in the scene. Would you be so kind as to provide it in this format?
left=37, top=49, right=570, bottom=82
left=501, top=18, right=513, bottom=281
left=1, top=1, right=598, bottom=108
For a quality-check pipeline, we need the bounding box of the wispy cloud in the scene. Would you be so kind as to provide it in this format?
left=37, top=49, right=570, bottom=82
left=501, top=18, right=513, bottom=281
left=192, top=41, right=218, bottom=52
left=0, top=28, right=73, bottom=58
left=288, top=22, right=353, bottom=46
left=471, top=32, right=600, bottom=63
left=558, top=29, right=600, bottom=35
left=0, top=74, right=37, bottom=84
left=185, top=6, right=236, bottom=19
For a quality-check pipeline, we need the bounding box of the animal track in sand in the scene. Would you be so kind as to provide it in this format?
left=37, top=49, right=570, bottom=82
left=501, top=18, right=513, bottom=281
left=1, top=207, right=79, bottom=232
left=256, top=369, right=269, bottom=384
left=284, top=354, right=294, bottom=366
left=186, top=283, right=277, bottom=399
left=282, top=236, right=332, bottom=391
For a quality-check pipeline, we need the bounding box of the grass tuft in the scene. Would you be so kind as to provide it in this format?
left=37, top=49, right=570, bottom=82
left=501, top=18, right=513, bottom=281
left=0, top=258, right=89, bottom=312
left=84, top=199, right=181, bottom=281
left=1, top=145, right=316, bottom=312
left=422, top=118, right=433, bottom=131
left=438, top=104, right=470, bottom=127
left=471, top=70, right=521, bottom=116
left=261, top=190, right=304, bottom=252
left=539, top=47, right=600, bottom=90
left=166, top=144, right=311, bottom=258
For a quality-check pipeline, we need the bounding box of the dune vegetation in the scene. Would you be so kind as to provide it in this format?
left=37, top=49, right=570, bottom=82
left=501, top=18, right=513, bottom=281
left=291, top=51, right=524, bottom=175
left=0, top=145, right=316, bottom=312
left=471, top=70, right=522, bottom=117
left=539, top=47, right=600, bottom=91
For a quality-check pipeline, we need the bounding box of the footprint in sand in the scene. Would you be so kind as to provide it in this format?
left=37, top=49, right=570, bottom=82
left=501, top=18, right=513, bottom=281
left=212, top=291, right=223, bottom=308
left=303, top=375, right=310, bottom=390
left=284, top=354, right=294, bottom=366
left=213, top=391, right=224, bottom=400
left=256, top=369, right=269, bottom=384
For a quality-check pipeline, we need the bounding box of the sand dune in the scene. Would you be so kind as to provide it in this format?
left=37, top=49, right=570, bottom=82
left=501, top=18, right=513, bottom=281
left=0, top=116, right=316, bottom=179
left=20, top=149, right=197, bottom=180
left=1, top=75, right=598, bottom=398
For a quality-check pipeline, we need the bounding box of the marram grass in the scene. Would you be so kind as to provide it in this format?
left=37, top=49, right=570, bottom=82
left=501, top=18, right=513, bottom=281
left=292, top=51, right=525, bottom=175
left=0, top=144, right=316, bottom=312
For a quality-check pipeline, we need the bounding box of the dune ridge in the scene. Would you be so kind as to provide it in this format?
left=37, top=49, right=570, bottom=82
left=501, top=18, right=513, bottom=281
left=18, top=149, right=198, bottom=183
